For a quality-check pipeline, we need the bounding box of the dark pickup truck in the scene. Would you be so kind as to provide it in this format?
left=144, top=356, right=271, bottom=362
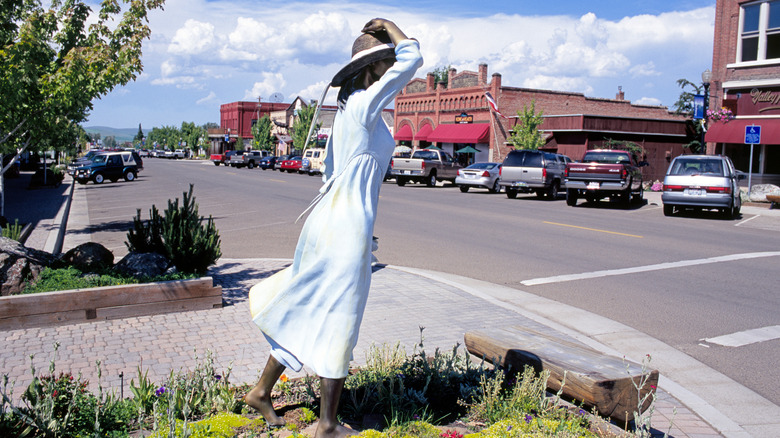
left=564, top=149, right=646, bottom=206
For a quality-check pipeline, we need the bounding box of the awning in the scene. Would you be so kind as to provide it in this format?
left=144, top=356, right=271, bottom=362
left=427, top=123, right=490, bottom=143
left=394, top=124, right=413, bottom=141
left=456, top=145, right=481, bottom=153
left=416, top=124, right=433, bottom=141
left=706, top=118, right=780, bottom=145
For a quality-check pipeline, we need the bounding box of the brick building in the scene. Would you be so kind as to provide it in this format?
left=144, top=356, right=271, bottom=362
left=208, top=101, right=291, bottom=155
left=705, top=0, right=780, bottom=184
left=394, top=64, right=691, bottom=181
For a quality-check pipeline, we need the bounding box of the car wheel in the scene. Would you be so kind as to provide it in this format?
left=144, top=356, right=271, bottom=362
left=566, top=189, right=578, bottom=206
left=489, top=180, right=500, bottom=193
left=663, top=204, right=674, bottom=216
left=547, top=181, right=560, bottom=200
left=459, top=185, right=469, bottom=193
left=124, top=170, right=136, bottom=181
left=247, top=161, right=254, bottom=169
left=632, top=187, right=644, bottom=204
left=396, top=177, right=407, bottom=187
left=426, top=172, right=437, bottom=187
left=214, top=162, right=220, bottom=166
left=506, top=188, right=518, bottom=199
left=93, top=173, right=104, bottom=184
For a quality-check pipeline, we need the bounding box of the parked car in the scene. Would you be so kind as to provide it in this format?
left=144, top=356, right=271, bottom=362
left=565, top=149, right=646, bottom=206
left=391, top=148, right=463, bottom=187
left=274, top=154, right=293, bottom=171
left=258, top=155, right=277, bottom=170
left=67, top=150, right=105, bottom=175
left=455, top=162, right=502, bottom=193
left=72, top=151, right=141, bottom=184
left=499, top=150, right=571, bottom=199
left=300, top=148, right=327, bottom=175
left=662, top=155, right=744, bottom=218
left=280, top=156, right=303, bottom=173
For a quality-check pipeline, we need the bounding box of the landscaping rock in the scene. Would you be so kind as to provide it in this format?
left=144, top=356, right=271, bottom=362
left=0, top=236, right=55, bottom=296
left=60, top=242, right=114, bottom=272
left=114, top=252, right=170, bottom=278
left=748, top=184, right=780, bottom=202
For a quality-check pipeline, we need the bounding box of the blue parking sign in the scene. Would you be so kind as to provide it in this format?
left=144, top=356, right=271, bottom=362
left=745, top=125, right=761, bottom=144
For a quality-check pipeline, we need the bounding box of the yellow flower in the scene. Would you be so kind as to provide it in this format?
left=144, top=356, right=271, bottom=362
left=280, top=374, right=289, bottom=383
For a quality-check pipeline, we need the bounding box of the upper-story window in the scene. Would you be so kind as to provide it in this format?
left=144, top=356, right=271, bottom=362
left=740, top=0, right=780, bottom=62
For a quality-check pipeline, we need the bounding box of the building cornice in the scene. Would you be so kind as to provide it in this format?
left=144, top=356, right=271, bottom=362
left=722, top=78, right=780, bottom=89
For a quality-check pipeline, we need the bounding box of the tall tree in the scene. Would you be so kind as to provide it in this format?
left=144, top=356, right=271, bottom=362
left=291, top=103, right=319, bottom=153
left=673, top=78, right=706, bottom=152
left=431, top=65, right=451, bottom=88
left=507, top=100, right=545, bottom=150
left=134, top=123, right=145, bottom=146
left=252, top=115, right=274, bottom=152
left=0, top=0, right=164, bottom=214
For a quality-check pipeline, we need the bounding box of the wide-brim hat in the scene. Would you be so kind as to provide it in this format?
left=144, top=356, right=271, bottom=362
left=331, top=32, right=396, bottom=87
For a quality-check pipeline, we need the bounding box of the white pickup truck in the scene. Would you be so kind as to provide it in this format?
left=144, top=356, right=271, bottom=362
left=390, top=149, right=463, bottom=187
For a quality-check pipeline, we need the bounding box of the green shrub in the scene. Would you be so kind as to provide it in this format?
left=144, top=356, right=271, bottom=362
left=1, top=219, right=23, bottom=241
left=126, top=184, right=221, bottom=275
left=22, top=266, right=197, bottom=294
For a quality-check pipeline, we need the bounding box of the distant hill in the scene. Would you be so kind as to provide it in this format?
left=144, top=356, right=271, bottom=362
left=84, top=126, right=139, bottom=143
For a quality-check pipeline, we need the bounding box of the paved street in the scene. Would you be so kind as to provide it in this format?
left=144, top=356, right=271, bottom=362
left=3, top=161, right=780, bottom=436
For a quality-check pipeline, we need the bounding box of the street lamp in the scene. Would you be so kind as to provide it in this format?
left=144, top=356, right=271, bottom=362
left=701, top=68, right=712, bottom=155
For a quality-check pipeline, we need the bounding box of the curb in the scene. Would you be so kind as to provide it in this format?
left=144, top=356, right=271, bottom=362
left=43, top=179, right=74, bottom=255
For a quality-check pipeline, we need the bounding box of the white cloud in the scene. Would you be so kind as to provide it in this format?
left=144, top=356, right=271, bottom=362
left=630, top=62, right=661, bottom=77
left=169, top=19, right=216, bottom=55
left=197, top=92, right=217, bottom=105
left=244, top=72, right=287, bottom=101
left=296, top=80, right=338, bottom=106
left=634, top=97, right=663, bottom=106
left=522, top=75, right=594, bottom=96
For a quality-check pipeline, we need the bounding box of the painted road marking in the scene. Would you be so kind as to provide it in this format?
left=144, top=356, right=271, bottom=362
left=543, top=221, right=643, bottom=238
left=521, top=251, right=780, bottom=286
left=702, top=325, right=780, bottom=347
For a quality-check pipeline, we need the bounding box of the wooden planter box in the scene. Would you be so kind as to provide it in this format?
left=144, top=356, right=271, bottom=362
left=0, top=277, right=222, bottom=330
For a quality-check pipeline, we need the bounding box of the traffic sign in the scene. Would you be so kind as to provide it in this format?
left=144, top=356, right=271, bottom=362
left=745, top=125, right=761, bottom=144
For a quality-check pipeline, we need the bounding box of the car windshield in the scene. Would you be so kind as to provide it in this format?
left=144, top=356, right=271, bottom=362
left=669, top=159, right=725, bottom=176
left=466, top=163, right=497, bottom=170
left=583, top=152, right=630, bottom=164
left=91, top=155, right=108, bottom=164
left=412, top=150, right=439, bottom=160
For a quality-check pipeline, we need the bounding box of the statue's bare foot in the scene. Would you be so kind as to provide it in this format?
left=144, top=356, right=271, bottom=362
left=314, top=420, right=357, bottom=438
left=244, top=388, right=285, bottom=428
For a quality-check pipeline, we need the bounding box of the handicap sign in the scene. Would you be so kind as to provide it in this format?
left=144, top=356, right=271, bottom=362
left=745, top=125, right=761, bottom=144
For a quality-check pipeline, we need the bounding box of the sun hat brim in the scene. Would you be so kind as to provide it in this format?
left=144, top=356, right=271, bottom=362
left=331, top=41, right=396, bottom=87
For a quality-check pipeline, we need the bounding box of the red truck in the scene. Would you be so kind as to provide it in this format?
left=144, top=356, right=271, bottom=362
left=564, top=149, right=647, bottom=206
left=210, top=150, right=238, bottom=166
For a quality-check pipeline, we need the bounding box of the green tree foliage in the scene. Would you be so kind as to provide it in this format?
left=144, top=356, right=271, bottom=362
left=601, top=138, right=646, bottom=162
left=431, top=65, right=451, bottom=88
left=103, top=136, right=117, bottom=149
left=507, top=100, right=545, bottom=150
left=133, top=123, right=145, bottom=146
left=0, top=0, right=165, bottom=161
left=126, top=185, right=221, bottom=275
left=673, top=78, right=706, bottom=151
left=147, top=125, right=180, bottom=152
left=252, top=115, right=274, bottom=152
left=291, top=103, right=319, bottom=152
left=180, top=121, right=205, bottom=154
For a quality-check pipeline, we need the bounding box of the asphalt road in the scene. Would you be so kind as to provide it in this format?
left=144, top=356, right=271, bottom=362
left=81, top=158, right=780, bottom=406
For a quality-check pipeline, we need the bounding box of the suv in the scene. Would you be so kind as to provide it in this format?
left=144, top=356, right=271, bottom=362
left=300, top=148, right=326, bottom=175
left=498, top=150, right=571, bottom=199
left=662, top=155, right=745, bottom=218
left=73, top=151, right=142, bottom=184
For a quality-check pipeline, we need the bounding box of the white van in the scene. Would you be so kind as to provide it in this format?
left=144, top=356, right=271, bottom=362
left=300, top=148, right=327, bottom=175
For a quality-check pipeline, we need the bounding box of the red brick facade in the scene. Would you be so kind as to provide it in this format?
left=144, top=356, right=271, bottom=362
left=394, top=64, right=689, bottom=181
left=706, top=0, right=780, bottom=182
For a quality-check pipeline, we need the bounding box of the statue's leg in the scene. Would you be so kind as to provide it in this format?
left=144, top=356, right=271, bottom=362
left=244, top=355, right=286, bottom=427
left=315, top=377, right=357, bottom=438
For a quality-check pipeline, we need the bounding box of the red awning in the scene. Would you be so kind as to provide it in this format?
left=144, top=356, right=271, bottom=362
left=394, top=124, right=413, bottom=141
left=416, top=124, right=433, bottom=141
left=706, top=118, right=780, bottom=145
left=426, top=123, right=490, bottom=143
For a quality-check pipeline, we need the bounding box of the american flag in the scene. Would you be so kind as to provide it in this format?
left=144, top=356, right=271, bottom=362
left=485, top=92, right=507, bottom=119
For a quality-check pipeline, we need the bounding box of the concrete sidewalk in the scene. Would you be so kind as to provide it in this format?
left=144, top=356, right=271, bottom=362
left=4, top=178, right=780, bottom=437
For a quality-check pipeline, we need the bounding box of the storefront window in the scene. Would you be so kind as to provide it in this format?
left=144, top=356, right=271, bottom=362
left=765, top=146, right=780, bottom=174
left=740, top=1, right=780, bottom=62
left=724, top=144, right=761, bottom=173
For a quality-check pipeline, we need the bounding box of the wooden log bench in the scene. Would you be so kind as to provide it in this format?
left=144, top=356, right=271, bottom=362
left=0, top=277, right=222, bottom=330
left=767, top=194, right=780, bottom=209
left=465, top=326, right=658, bottom=423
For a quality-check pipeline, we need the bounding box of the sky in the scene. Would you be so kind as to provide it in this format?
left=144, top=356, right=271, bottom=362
left=84, top=0, right=717, bottom=129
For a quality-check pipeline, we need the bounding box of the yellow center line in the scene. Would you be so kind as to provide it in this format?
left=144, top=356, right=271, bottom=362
left=269, top=179, right=286, bottom=183
left=543, top=221, right=644, bottom=238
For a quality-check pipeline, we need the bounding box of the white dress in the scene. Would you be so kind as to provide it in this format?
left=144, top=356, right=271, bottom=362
left=249, top=39, right=423, bottom=379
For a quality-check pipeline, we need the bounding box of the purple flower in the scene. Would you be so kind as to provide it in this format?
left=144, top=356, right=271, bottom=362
left=155, top=386, right=167, bottom=397
left=507, top=424, right=513, bottom=431
left=524, top=414, right=533, bottom=423
left=214, top=374, right=222, bottom=381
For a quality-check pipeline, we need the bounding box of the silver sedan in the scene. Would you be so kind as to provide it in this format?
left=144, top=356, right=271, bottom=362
left=455, top=162, right=502, bottom=193
left=662, top=155, right=744, bottom=218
